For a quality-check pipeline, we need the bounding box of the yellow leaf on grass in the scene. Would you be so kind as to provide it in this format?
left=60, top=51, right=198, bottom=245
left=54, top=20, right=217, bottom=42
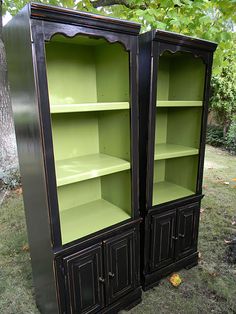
left=22, top=244, right=29, bottom=252
left=169, top=273, right=182, bottom=287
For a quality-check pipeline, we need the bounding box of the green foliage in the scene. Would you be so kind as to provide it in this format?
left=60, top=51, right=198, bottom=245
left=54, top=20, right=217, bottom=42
left=206, top=125, right=225, bottom=147
left=226, top=116, right=236, bottom=154
left=2, top=0, right=236, bottom=75
left=210, top=53, right=236, bottom=129
left=2, top=0, right=76, bottom=16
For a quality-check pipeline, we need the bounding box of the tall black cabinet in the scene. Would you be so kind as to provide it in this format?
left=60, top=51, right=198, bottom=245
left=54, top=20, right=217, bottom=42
left=4, top=3, right=141, bottom=313
left=139, top=30, right=217, bottom=290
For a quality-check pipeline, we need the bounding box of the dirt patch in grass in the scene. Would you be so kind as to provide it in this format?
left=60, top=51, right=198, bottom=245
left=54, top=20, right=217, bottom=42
left=0, top=145, right=236, bottom=314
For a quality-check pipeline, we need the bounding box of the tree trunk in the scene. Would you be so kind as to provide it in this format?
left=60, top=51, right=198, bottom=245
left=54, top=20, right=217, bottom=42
left=0, top=2, right=18, bottom=183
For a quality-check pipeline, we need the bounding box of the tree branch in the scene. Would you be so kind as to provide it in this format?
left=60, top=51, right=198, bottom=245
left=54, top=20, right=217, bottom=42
left=90, top=0, right=147, bottom=10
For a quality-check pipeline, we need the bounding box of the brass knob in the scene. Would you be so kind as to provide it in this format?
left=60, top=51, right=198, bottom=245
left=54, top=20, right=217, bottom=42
left=99, top=277, right=105, bottom=283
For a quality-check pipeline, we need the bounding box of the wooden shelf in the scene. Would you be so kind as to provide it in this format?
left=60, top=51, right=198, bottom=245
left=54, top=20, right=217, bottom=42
left=156, top=101, right=202, bottom=107
left=50, top=102, right=129, bottom=113
left=60, top=199, right=131, bottom=244
left=56, top=153, right=130, bottom=186
left=153, top=181, right=195, bottom=205
left=154, top=144, right=199, bottom=160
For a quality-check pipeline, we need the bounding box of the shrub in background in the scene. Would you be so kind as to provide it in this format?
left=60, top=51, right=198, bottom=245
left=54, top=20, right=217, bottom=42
left=226, top=117, right=236, bottom=154
left=209, top=54, right=236, bottom=138
left=206, top=125, right=225, bottom=147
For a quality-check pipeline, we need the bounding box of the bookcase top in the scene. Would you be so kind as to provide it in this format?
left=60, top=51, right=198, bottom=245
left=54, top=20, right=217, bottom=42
left=29, top=2, right=141, bottom=35
left=144, top=29, right=217, bottom=52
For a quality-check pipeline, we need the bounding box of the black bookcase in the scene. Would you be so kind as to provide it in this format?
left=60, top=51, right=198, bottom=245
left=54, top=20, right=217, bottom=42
left=4, top=3, right=142, bottom=313
left=139, top=30, right=217, bottom=290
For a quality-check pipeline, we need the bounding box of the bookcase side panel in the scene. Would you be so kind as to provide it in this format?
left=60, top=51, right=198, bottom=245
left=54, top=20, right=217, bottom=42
left=3, top=8, right=58, bottom=314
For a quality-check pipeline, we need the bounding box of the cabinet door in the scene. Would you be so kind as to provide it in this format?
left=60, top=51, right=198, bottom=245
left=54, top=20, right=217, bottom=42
left=149, top=210, right=176, bottom=271
left=63, top=244, right=104, bottom=314
left=104, top=230, right=135, bottom=305
left=176, top=203, right=199, bottom=259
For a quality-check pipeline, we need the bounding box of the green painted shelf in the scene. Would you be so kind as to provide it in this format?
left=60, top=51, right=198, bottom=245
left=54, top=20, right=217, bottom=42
left=50, top=102, right=129, bottom=113
left=55, top=153, right=130, bottom=186
left=60, top=199, right=131, bottom=244
left=153, top=181, right=195, bottom=205
left=154, top=144, right=199, bottom=160
left=156, top=101, right=202, bottom=107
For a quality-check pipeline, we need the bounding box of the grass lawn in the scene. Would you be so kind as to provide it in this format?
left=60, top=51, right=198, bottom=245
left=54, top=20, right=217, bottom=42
left=0, top=145, right=236, bottom=314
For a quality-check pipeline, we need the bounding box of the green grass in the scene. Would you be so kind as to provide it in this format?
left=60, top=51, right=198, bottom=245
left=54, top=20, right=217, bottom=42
left=0, top=145, right=236, bottom=314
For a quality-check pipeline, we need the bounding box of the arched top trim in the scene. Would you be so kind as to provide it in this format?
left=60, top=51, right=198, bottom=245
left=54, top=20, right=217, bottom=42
left=47, top=31, right=129, bottom=52
left=159, top=46, right=209, bottom=65
left=42, top=21, right=133, bottom=52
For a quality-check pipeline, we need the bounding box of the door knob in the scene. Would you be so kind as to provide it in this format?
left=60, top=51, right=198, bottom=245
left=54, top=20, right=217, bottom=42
left=108, top=272, right=115, bottom=278
left=99, top=277, right=105, bottom=283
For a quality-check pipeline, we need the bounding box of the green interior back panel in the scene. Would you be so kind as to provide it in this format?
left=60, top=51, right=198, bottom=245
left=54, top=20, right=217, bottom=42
left=51, top=110, right=130, bottom=162
left=99, top=110, right=130, bottom=160
left=155, top=107, right=202, bottom=148
left=153, top=155, right=198, bottom=191
left=169, top=53, right=205, bottom=100
left=58, top=171, right=131, bottom=243
left=167, top=107, right=202, bottom=148
left=45, top=35, right=129, bottom=105
left=58, top=178, right=101, bottom=212
left=51, top=112, right=99, bottom=160
left=95, top=43, right=129, bottom=102
left=57, top=170, right=131, bottom=214
left=166, top=156, right=198, bottom=192
left=157, top=52, right=205, bottom=101
left=101, top=170, right=131, bottom=215
left=46, top=42, right=97, bottom=105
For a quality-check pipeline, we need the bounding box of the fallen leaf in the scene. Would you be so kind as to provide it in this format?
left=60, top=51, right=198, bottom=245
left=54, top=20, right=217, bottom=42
left=232, top=220, right=236, bottom=226
left=209, top=272, right=219, bottom=277
left=15, top=187, right=22, bottom=195
left=200, top=208, right=205, bottom=213
left=223, top=182, right=230, bottom=185
left=169, top=273, right=182, bottom=287
left=198, top=252, right=202, bottom=260
left=224, top=239, right=232, bottom=244
left=22, top=244, right=29, bottom=252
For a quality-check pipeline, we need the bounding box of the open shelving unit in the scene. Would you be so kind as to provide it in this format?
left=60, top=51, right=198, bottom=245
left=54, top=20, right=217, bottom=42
left=139, top=28, right=217, bottom=291
left=6, top=4, right=143, bottom=312
left=153, top=51, right=205, bottom=205
left=45, top=35, right=132, bottom=244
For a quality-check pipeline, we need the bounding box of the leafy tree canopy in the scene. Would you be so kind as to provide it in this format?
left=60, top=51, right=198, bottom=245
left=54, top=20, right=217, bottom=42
left=2, top=0, right=236, bottom=74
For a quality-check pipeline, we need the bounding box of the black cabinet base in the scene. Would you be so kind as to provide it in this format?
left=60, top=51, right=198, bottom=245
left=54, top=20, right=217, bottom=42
left=142, top=252, right=198, bottom=291
left=103, top=287, right=142, bottom=313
